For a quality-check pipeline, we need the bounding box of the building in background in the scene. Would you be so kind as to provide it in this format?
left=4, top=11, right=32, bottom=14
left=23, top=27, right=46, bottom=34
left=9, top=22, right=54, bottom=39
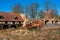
left=43, top=9, right=59, bottom=25
left=0, top=12, right=24, bottom=29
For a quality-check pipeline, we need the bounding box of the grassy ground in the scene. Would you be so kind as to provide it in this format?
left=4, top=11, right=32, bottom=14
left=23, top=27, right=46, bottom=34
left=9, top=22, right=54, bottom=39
left=0, top=27, right=60, bottom=40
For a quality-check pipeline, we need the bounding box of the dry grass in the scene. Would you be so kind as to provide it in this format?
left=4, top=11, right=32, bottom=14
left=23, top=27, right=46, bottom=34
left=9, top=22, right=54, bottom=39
left=0, top=27, right=60, bottom=40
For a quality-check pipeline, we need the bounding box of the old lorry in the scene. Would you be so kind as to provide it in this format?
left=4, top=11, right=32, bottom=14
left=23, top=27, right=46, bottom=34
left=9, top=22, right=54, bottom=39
left=26, top=20, right=43, bottom=29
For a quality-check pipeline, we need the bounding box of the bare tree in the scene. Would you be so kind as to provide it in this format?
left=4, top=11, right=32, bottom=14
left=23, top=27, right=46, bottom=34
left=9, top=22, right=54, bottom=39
left=44, top=0, right=51, bottom=10
left=44, top=0, right=59, bottom=19
left=51, top=9, right=58, bottom=19
left=51, top=2, right=59, bottom=19
left=12, top=3, right=24, bottom=13
left=26, top=3, right=39, bottom=18
left=26, top=5, right=30, bottom=18
left=39, top=10, right=45, bottom=19
left=59, top=16, right=60, bottom=20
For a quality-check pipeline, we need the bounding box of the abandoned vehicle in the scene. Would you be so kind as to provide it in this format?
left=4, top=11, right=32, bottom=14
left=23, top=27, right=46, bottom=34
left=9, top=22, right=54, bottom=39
left=0, top=12, right=24, bottom=30
left=26, top=20, right=43, bottom=29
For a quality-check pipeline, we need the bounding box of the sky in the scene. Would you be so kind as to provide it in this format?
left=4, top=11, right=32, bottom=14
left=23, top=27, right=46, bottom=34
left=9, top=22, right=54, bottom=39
left=0, top=0, right=60, bottom=15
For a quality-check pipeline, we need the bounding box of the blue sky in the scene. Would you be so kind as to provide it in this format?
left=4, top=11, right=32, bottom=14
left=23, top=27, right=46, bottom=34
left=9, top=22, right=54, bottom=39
left=0, top=0, right=60, bottom=15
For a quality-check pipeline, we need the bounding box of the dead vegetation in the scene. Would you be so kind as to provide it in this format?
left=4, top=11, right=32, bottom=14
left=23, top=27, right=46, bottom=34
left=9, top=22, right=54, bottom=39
left=0, top=26, right=60, bottom=40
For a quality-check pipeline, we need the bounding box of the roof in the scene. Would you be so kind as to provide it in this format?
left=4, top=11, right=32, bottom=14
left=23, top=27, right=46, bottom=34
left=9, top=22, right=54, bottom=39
left=0, top=12, right=23, bottom=22
left=19, top=13, right=26, bottom=20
